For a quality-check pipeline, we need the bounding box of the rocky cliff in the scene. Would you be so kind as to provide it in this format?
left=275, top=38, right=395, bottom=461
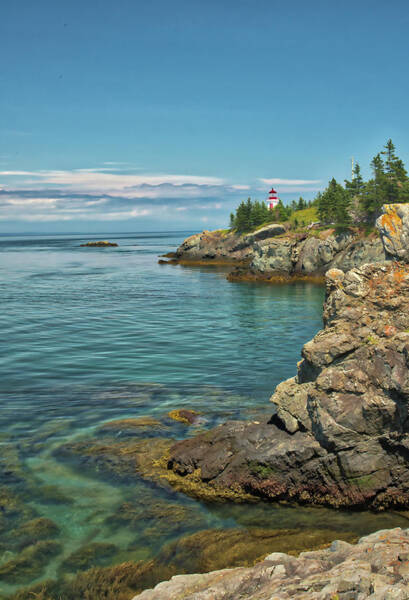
left=166, top=224, right=386, bottom=280
left=231, top=229, right=385, bottom=282
left=136, top=205, right=409, bottom=600
left=133, top=527, right=409, bottom=599
left=166, top=204, right=409, bottom=509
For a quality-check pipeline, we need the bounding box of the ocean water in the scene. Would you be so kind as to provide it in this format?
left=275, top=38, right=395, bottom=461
left=1, top=232, right=408, bottom=596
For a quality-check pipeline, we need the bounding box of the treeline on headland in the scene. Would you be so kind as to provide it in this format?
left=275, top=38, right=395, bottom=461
left=230, top=139, right=409, bottom=234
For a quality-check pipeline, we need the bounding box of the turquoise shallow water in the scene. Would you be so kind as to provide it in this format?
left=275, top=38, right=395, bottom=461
left=1, top=232, right=409, bottom=596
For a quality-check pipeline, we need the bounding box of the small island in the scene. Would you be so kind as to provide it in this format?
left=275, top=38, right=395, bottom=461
left=80, top=241, right=118, bottom=247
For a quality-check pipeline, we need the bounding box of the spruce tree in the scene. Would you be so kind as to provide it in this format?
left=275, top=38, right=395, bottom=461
left=345, top=162, right=364, bottom=197
left=360, top=153, right=385, bottom=219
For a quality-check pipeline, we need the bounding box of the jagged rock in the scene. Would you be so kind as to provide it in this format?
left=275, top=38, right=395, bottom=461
left=377, top=203, right=409, bottom=261
left=132, top=528, right=409, bottom=599
left=167, top=261, right=409, bottom=508
left=251, top=237, right=294, bottom=274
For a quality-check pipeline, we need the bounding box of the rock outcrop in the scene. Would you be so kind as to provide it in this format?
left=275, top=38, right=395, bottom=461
left=229, top=230, right=385, bottom=281
left=377, top=203, right=409, bottom=262
left=166, top=224, right=386, bottom=279
left=172, top=229, right=254, bottom=263
left=133, top=528, right=409, bottom=599
left=166, top=204, right=409, bottom=509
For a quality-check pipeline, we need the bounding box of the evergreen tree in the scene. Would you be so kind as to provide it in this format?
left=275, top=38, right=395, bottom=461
left=360, top=153, right=385, bottom=219
left=317, top=178, right=351, bottom=225
left=345, top=162, right=364, bottom=197
left=233, top=200, right=248, bottom=233
left=277, top=199, right=287, bottom=221
left=251, top=200, right=267, bottom=228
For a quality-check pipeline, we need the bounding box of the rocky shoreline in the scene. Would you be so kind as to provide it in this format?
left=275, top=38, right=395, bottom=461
left=167, top=259, right=409, bottom=509
left=135, top=204, right=409, bottom=597
left=162, top=223, right=386, bottom=282
left=9, top=206, right=409, bottom=599
left=133, top=527, right=409, bottom=599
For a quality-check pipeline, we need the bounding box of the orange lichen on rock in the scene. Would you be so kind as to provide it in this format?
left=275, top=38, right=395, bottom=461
left=378, top=206, right=401, bottom=237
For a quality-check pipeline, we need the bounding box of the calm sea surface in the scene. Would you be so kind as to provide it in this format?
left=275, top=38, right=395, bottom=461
left=0, top=232, right=408, bottom=595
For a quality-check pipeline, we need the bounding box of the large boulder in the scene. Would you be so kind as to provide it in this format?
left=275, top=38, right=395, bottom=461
left=377, top=203, right=409, bottom=261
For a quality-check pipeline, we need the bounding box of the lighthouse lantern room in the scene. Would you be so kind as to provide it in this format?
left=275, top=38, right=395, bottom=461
left=268, top=187, right=279, bottom=210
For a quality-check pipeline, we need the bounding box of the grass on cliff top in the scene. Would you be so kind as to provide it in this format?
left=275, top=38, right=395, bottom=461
left=289, top=206, right=319, bottom=227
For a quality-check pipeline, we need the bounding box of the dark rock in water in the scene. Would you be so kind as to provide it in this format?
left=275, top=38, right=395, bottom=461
left=80, top=241, right=118, bottom=247
left=132, top=527, right=409, bottom=600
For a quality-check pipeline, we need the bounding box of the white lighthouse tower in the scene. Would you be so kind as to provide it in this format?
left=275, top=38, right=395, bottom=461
left=267, top=187, right=279, bottom=210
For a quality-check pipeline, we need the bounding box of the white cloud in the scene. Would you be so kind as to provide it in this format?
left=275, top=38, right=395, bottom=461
left=0, top=169, right=226, bottom=197
left=0, top=167, right=249, bottom=223
left=259, top=178, right=321, bottom=186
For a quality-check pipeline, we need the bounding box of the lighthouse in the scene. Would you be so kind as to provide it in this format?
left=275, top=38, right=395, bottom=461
left=268, top=187, right=279, bottom=210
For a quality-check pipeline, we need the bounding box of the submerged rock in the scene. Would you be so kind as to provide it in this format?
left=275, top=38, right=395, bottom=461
left=54, top=437, right=173, bottom=483
left=132, top=527, right=409, bottom=600
left=167, top=410, right=201, bottom=425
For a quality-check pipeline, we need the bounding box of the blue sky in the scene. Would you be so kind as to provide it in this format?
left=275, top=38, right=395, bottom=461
left=1, top=0, right=409, bottom=232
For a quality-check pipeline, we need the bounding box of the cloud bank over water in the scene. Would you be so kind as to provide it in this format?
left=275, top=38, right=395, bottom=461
left=0, top=167, right=322, bottom=230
